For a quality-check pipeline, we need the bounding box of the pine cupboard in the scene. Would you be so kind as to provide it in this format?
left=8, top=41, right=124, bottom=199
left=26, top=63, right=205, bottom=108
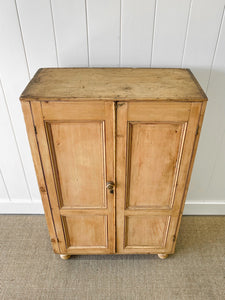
left=20, top=68, right=207, bottom=259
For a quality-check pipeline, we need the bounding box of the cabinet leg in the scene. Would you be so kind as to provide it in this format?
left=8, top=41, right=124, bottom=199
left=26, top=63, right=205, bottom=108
left=158, top=254, right=169, bottom=259
left=60, top=254, right=71, bottom=260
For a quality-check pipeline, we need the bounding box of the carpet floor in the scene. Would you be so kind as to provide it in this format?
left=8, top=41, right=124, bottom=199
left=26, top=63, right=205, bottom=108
left=0, top=215, right=224, bottom=300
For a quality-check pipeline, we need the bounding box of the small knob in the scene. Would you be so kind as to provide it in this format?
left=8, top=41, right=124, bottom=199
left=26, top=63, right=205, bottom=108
left=106, top=181, right=115, bottom=191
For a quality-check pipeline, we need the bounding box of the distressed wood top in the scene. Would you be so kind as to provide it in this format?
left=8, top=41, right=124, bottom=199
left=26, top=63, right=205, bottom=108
left=20, top=68, right=207, bottom=102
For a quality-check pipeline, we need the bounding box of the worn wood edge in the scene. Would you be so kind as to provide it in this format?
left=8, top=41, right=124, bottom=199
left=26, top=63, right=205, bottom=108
left=20, top=97, right=207, bottom=102
left=172, top=101, right=207, bottom=252
left=20, top=68, right=43, bottom=100
left=186, top=69, right=208, bottom=100
left=21, top=101, right=60, bottom=253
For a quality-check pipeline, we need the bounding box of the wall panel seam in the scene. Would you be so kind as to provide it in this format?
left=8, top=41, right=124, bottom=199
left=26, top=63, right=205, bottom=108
left=49, top=0, right=59, bottom=67
left=14, top=0, right=31, bottom=78
left=0, top=79, right=32, bottom=201
left=0, top=169, right=10, bottom=201
left=181, top=0, right=193, bottom=67
left=205, top=5, right=225, bottom=93
left=204, top=5, right=225, bottom=190
left=84, top=0, right=90, bottom=67
left=119, top=0, right=122, bottom=66
left=150, top=0, right=158, bottom=67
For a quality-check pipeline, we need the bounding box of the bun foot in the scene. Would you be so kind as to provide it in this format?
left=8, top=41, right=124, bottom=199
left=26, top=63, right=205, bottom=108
left=60, top=254, right=71, bottom=260
left=158, top=254, right=169, bottom=259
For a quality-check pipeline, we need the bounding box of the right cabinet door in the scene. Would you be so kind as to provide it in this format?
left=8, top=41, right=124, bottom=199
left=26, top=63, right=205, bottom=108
left=116, top=101, right=202, bottom=254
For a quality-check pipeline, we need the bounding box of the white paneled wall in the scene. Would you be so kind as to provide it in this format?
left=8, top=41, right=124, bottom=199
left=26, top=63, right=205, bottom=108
left=151, top=0, right=191, bottom=67
left=87, top=0, right=120, bottom=66
left=51, top=0, right=88, bottom=67
left=0, top=0, right=225, bottom=214
left=16, top=0, right=58, bottom=77
left=121, top=0, right=155, bottom=66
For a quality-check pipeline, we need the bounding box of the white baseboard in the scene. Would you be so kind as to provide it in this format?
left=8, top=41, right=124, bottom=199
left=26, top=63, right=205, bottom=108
left=183, top=201, right=225, bottom=215
left=0, top=200, right=225, bottom=215
left=0, top=200, right=44, bottom=214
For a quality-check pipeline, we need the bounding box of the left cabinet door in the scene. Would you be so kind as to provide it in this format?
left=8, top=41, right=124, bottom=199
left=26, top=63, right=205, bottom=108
left=31, top=101, right=115, bottom=255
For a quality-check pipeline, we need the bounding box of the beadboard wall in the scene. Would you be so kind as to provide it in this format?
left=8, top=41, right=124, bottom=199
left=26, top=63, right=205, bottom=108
left=0, top=0, right=225, bottom=215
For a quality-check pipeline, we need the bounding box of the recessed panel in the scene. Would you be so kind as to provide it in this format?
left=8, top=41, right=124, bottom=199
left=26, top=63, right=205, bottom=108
left=49, top=121, right=106, bottom=208
left=125, top=216, right=170, bottom=248
left=63, top=215, right=107, bottom=248
left=127, top=122, right=186, bottom=208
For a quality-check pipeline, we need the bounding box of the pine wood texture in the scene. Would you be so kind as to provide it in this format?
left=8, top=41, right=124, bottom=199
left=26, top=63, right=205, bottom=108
left=48, top=121, right=106, bottom=208
left=20, top=68, right=207, bottom=258
left=20, top=68, right=207, bottom=102
left=127, top=122, right=186, bottom=209
left=63, top=215, right=107, bottom=248
left=116, top=101, right=202, bottom=254
left=30, top=101, right=115, bottom=254
left=21, top=101, right=59, bottom=253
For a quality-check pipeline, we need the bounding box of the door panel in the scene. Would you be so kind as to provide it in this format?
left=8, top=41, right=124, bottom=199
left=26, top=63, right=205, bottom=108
left=31, top=101, right=115, bottom=254
left=125, top=215, right=170, bottom=247
left=127, top=122, right=187, bottom=209
left=62, top=215, right=108, bottom=248
left=124, top=215, right=179, bottom=253
left=47, top=121, right=106, bottom=208
left=116, top=101, right=201, bottom=254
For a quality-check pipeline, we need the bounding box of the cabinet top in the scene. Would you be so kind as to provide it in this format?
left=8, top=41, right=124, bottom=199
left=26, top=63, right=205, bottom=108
left=20, top=68, right=207, bottom=102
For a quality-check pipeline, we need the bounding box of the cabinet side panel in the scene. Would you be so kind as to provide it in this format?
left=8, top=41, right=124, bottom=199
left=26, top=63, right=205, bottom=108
left=172, top=102, right=202, bottom=212
left=180, top=102, right=206, bottom=214
left=21, top=101, right=60, bottom=253
left=172, top=102, right=207, bottom=252
left=31, top=102, right=67, bottom=253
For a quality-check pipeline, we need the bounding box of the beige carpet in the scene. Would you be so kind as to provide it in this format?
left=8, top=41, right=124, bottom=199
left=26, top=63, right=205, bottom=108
left=0, top=216, right=224, bottom=300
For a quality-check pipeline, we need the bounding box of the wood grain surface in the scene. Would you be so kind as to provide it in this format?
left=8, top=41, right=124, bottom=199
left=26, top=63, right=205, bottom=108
left=21, top=68, right=207, bottom=256
left=20, top=68, right=207, bottom=101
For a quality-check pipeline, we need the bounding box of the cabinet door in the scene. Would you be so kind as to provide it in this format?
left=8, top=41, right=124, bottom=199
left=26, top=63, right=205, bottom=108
left=31, top=101, right=115, bottom=254
left=116, top=101, right=202, bottom=254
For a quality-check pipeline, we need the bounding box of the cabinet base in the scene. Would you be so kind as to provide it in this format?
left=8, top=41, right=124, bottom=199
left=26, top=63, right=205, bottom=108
left=59, top=253, right=169, bottom=259
left=158, top=254, right=169, bottom=259
left=60, top=254, right=71, bottom=260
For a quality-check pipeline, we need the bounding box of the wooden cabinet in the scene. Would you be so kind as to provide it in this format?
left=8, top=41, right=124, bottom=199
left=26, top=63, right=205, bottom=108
left=20, top=68, right=207, bottom=259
